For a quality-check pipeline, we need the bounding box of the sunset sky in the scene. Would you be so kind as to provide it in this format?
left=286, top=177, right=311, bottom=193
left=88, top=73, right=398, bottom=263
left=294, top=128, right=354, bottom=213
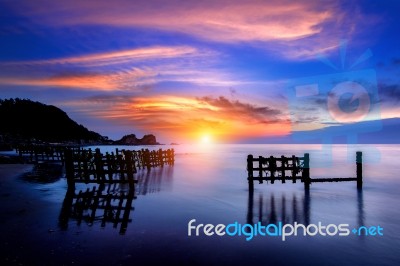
left=0, top=0, right=399, bottom=143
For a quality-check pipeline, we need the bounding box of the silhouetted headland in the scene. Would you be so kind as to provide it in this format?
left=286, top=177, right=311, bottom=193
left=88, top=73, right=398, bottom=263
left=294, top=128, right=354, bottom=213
left=0, top=98, right=106, bottom=145
left=0, top=98, right=164, bottom=150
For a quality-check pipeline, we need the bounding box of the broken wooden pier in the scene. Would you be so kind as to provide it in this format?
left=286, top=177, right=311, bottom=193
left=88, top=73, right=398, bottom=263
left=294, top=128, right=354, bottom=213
left=64, top=148, right=175, bottom=190
left=247, top=151, right=363, bottom=190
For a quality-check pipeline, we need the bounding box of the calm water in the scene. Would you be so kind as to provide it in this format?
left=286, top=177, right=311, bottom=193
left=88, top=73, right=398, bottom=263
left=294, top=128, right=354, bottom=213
left=1, top=144, right=399, bottom=265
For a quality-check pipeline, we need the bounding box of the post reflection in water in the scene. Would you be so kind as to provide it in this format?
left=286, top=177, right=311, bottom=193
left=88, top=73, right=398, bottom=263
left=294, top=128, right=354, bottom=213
left=58, top=165, right=174, bottom=234
left=58, top=186, right=136, bottom=235
left=247, top=189, right=364, bottom=228
left=357, top=189, right=365, bottom=228
left=135, top=165, right=174, bottom=195
left=247, top=190, right=310, bottom=226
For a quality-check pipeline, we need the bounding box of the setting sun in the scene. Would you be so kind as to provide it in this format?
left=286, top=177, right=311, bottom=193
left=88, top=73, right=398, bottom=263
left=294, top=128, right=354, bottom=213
left=201, top=135, right=212, bottom=144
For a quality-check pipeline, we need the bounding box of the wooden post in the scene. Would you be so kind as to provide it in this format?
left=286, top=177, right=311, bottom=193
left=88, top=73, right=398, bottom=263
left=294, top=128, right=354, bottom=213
left=247, top=155, right=254, bottom=191
left=281, top=155, right=286, bottom=183
left=125, top=151, right=135, bottom=190
left=356, top=151, right=363, bottom=189
left=270, top=156, right=275, bottom=184
left=94, top=148, right=104, bottom=182
left=64, top=149, right=75, bottom=190
left=105, top=152, right=113, bottom=181
left=258, top=156, right=263, bottom=183
left=145, top=149, right=151, bottom=170
left=291, top=155, right=296, bottom=183
left=303, top=153, right=310, bottom=190
left=158, top=148, right=164, bottom=167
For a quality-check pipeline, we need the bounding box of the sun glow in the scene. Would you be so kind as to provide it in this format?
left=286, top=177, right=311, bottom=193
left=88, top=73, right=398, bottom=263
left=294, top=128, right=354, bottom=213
left=201, top=134, right=212, bottom=144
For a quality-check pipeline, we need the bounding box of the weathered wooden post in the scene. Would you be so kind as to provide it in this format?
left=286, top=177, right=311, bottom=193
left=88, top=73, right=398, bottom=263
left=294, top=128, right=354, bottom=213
left=125, top=150, right=135, bottom=190
left=145, top=149, right=151, bottom=170
left=247, top=155, right=254, bottom=191
left=303, top=153, right=310, bottom=190
left=356, top=151, right=363, bottom=189
left=291, top=155, right=296, bottom=183
left=64, top=149, right=75, bottom=190
left=258, top=156, right=263, bottom=183
left=281, top=155, right=286, bottom=183
left=158, top=148, right=164, bottom=167
left=94, top=148, right=104, bottom=182
left=270, top=156, right=276, bottom=184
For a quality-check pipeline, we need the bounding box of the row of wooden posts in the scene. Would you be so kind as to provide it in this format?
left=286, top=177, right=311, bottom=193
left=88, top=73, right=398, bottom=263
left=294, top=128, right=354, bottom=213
left=16, top=144, right=175, bottom=190
left=247, top=152, right=363, bottom=190
left=64, top=148, right=174, bottom=189
left=16, top=144, right=174, bottom=234
left=17, top=144, right=82, bottom=164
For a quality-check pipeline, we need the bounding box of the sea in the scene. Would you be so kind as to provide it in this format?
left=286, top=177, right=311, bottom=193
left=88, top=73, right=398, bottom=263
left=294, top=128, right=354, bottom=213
left=1, top=144, right=400, bottom=265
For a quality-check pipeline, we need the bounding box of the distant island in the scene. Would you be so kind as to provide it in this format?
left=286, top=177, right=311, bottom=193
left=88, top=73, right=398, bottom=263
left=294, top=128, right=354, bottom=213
left=115, top=134, right=160, bottom=145
left=0, top=98, right=162, bottom=148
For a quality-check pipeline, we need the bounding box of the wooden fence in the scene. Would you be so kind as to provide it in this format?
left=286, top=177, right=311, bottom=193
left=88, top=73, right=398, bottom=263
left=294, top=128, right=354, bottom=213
left=16, top=144, right=175, bottom=168
left=17, top=144, right=82, bottom=164
left=247, top=152, right=362, bottom=190
left=115, top=148, right=175, bottom=169
left=64, top=148, right=175, bottom=190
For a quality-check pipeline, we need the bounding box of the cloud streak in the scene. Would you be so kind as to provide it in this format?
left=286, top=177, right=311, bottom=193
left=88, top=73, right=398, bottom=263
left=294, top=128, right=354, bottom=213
left=4, top=0, right=372, bottom=59
left=3, top=46, right=201, bottom=67
left=0, top=45, right=234, bottom=91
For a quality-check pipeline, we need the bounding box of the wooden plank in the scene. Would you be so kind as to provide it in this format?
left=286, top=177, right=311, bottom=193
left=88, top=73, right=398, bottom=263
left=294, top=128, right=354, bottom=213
left=311, top=178, right=358, bottom=182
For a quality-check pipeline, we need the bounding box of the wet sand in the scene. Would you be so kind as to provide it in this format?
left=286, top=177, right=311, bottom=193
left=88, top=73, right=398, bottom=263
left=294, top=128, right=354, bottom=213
left=0, top=164, right=70, bottom=265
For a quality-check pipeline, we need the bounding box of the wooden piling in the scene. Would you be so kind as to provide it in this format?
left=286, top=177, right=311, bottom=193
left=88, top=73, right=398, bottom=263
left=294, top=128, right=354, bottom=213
left=291, top=155, right=296, bottom=183
left=270, top=156, right=276, bottom=184
left=63, top=147, right=174, bottom=190
left=258, top=156, right=263, bottom=182
left=303, top=153, right=310, bottom=190
left=64, top=149, right=75, bottom=190
left=281, top=155, right=286, bottom=183
left=247, top=155, right=254, bottom=191
left=125, top=150, right=135, bottom=189
left=356, top=151, right=363, bottom=189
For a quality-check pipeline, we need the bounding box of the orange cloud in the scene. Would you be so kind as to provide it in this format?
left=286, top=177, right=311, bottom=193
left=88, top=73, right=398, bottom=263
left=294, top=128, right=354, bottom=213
left=0, top=46, right=225, bottom=90
left=0, top=74, right=115, bottom=91
left=4, top=46, right=201, bottom=67
left=62, top=95, right=290, bottom=142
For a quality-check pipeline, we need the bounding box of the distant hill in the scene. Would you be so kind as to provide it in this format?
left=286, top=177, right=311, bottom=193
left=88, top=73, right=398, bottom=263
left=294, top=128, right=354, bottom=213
left=115, top=134, right=160, bottom=145
left=0, top=98, right=106, bottom=143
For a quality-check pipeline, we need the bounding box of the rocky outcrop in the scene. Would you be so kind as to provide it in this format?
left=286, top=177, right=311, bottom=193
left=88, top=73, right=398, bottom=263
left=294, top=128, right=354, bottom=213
left=115, top=134, right=159, bottom=145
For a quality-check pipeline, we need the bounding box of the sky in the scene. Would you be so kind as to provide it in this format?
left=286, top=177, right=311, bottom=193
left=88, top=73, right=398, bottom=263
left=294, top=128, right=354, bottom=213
left=0, top=0, right=399, bottom=143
